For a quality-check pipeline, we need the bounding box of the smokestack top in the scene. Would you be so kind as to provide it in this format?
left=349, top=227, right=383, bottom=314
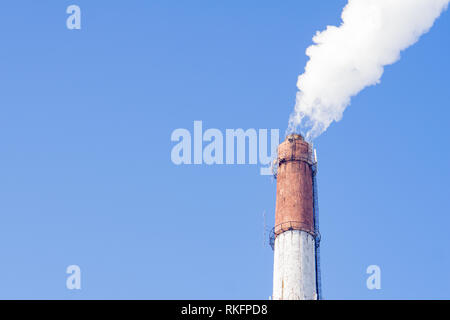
left=285, top=133, right=304, bottom=142
left=278, top=133, right=312, bottom=166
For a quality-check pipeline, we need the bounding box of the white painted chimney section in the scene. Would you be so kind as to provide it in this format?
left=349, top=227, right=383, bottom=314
left=272, top=230, right=317, bottom=300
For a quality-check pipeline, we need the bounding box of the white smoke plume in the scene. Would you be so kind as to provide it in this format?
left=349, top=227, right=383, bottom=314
left=288, top=0, right=449, bottom=140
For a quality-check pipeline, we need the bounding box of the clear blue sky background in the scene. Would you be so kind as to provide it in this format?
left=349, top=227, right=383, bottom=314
left=0, top=1, right=448, bottom=299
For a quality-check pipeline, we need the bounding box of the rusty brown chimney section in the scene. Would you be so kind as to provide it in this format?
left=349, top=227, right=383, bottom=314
left=274, top=134, right=314, bottom=236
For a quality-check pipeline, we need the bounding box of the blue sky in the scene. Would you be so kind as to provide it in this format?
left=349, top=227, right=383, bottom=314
left=0, top=1, right=449, bottom=299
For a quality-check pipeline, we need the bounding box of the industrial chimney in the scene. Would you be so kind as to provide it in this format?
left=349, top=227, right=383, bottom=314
left=271, top=133, right=321, bottom=300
